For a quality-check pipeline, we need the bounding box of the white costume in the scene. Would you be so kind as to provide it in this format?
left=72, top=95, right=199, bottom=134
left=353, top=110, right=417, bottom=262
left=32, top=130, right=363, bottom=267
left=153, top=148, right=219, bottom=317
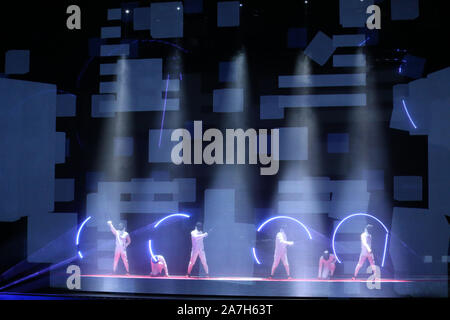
left=354, top=230, right=376, bottom=277
left=187, top=228, right=209, bottom=275
left=270, top=230, right=293, bottom=276
left=107, top=221, right=130, bottom=273
left=151, top=255, right=169, bottom=276
left=318, top=253, right=336, bottom=279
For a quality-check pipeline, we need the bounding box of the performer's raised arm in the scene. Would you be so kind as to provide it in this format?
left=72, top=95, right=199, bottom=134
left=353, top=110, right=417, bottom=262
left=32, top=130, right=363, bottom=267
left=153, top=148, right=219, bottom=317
left=277, top=233, right=293, bottom=246
left=107, top=220, right=117, bottom=235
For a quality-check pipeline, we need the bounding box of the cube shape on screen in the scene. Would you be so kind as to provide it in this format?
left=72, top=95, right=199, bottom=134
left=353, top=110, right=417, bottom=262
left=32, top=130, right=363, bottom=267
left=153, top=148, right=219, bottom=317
left=134, top=7, right=151, bottom=30
left=391, top=0, right=419, bottom=20
left=339, top=0, right=374, bottom=28
left=114, top=137, right=134, bottom=157
left=217, top=1, right=240, bottom=27
left=287, top=28, right=308, bottom=48
left=108, top=8, right=122, bottom=20
left=304, top=31, right=334, bottom=66
left=327, top=133, right=349, bottom=153
left=394, top=176, right=422, bottom=201
left=5, top=50, right=30, bottom=74
left=213, top=89, right=244, bottom=112
left=151, top=2, right=183, bottom=38
left=278, top=127, right=308, bottom=160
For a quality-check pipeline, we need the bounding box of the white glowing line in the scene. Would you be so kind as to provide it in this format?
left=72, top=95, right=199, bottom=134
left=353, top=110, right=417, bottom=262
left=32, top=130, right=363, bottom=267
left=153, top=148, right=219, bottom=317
left=154, top=213, right=190, bottom=229
left=402, top=99, right=417, bottom=129
left=252, top=247, right=261, bottom=265
left=76, top=216, right=92, bottom=246
left=257, top=216, right=312, bottom=239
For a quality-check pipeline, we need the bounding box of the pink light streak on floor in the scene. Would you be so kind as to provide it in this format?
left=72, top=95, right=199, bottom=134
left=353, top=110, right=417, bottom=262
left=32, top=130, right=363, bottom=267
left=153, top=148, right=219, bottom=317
left=80, top=274, right=449, bottom=283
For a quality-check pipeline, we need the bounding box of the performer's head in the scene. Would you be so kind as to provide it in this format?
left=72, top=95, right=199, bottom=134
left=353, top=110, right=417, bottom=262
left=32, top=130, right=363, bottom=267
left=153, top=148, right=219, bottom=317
left=196, top=222, right=203, bottom=231
left=365, top=224, right=373, bottom=234
left=280, top=223, right=287, bottom=233
left=323, top=250, right=330, bottom=260
left=118, top=223, right=125, bottom=231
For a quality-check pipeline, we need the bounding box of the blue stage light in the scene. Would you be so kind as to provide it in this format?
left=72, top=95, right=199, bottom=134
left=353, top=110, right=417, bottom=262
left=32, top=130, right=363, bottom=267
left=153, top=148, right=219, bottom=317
left=76, top=216, right=92, bottom=259
left=332, top=213, right=389, bottom=267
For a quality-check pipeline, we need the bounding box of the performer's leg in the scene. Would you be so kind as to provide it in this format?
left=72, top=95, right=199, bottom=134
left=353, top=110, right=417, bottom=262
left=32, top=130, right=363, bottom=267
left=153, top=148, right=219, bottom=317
left=281, top=254, right=290, bottom=277
left=367, top=253, right=377, bottom=274
left=113, top=249, right=120, bottom=272
left=187, top=250, right=199, bottom=275
left=354, top=254, right=367, bottom=278
left=198, top=250, right=209, bottom=275
left=121, top=251, right=129, bottom=273
left=330, top=263, right=336, bottom=276
left=271, top=253, right=282, bottom=276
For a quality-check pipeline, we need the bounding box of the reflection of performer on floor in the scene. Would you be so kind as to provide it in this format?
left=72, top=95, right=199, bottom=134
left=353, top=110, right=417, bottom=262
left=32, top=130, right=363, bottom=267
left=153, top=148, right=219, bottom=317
left=269, top=225, right=294, bottom=279
left=352, top=224, right=377, bottom=280
left=186, top=222, right=209, bottom=277
left=318, top=250, right=336, bottom=279
left=107, top=221, right=131, bottom=275
left=151, top=255, right=169, bottom=277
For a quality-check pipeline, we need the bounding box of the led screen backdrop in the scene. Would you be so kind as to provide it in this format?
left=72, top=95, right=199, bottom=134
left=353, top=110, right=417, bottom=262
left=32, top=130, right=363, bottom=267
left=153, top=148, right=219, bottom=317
left=0, top=0, right=448, bottom=298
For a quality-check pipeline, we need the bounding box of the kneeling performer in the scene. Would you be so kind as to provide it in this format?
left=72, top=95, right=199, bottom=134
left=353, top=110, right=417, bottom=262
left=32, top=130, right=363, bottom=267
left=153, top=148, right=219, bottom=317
left=151, top=255, right=169, bottom=277
left=318, top=250, right=336, bottom=279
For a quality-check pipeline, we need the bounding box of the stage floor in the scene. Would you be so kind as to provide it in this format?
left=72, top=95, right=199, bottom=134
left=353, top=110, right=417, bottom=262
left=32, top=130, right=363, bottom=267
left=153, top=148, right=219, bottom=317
left=73, top=274, right=448, bottom=298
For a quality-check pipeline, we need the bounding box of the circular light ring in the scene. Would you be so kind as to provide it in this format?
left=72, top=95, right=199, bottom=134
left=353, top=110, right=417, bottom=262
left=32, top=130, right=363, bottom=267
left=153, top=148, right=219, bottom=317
left=331, top=213, right=389, bottom=267
left=76, top=216, right=92, bottom=259
left=154, top=213, right=190, bottom=229
left=150, top=213, right=191, bottom=262
left=257, top=216, right=312, bottom=239
left=253, top=216, right=313, bottom=265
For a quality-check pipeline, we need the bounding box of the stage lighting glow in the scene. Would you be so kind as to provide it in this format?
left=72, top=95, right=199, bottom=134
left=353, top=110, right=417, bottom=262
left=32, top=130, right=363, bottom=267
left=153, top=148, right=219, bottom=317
left=257, top=216, right=312, bottom=239
left=401, top=99, right=417, bottom=129
left=148, top=240, right=158, bottom=263
left=332, top=213, right=389, bottom=267
left=252, top=247, right=261, bottom=265
left=125, top=9, right=130, bottom=14
left=153, top=213, right=190, bottom=229
left=78, top=251, right=83, bottom=259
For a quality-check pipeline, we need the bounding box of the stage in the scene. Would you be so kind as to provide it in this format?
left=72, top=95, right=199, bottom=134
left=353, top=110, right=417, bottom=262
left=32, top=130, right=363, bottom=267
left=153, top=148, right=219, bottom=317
left=73, top=274, right=448, bottom=298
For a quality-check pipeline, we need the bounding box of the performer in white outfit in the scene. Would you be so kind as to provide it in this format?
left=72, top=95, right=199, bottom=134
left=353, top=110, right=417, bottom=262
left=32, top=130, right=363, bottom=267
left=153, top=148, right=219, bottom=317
left=186, top=222, right=209, bottom=277
left=107, top=221, right=131, bottom=274
left=269, top=225, right=294, bottom=278
left=318, top=250, right=336, bottom=279
left=352, top=224, right=377, bottom=280
left=150, top=255, right=169, bottom=277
